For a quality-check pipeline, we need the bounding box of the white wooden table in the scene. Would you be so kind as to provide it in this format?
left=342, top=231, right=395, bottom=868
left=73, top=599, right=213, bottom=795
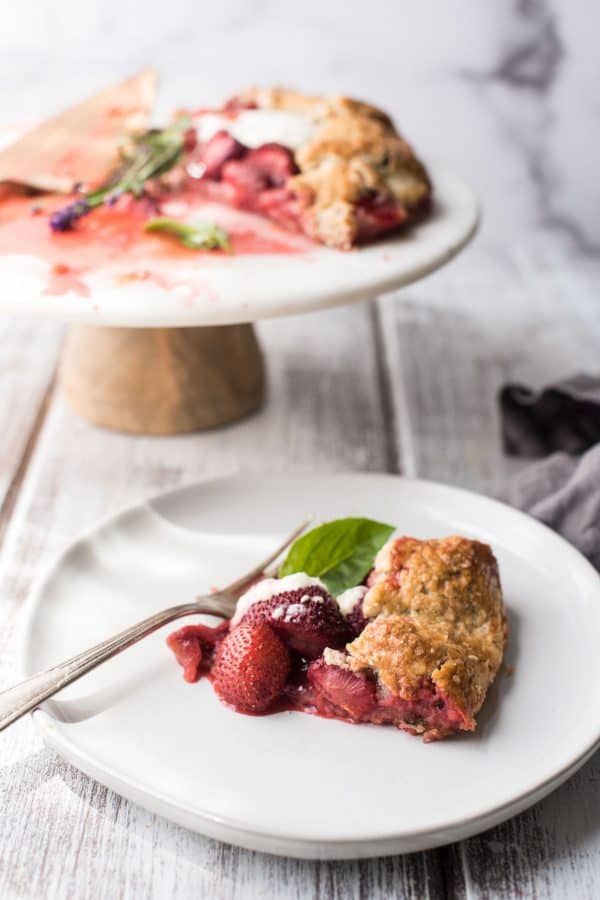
left=1, top=1, right=599, bottom=896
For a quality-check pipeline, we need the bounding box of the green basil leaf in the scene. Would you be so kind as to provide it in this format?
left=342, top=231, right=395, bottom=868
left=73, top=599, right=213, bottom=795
left=279, top=517, right=394, bottom=595
left=144, top=218, right=231, bottom=252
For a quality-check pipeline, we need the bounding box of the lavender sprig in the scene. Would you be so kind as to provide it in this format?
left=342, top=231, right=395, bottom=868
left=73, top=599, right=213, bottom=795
left=49, top=199, right=92, bottom=232
left=49, top=118, right=191, bottom=233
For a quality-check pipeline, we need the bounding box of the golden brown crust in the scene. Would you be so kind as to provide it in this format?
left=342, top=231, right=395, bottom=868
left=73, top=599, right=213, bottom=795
left=238, top=87, right=394, bottom=128
left=236, top=87, right=431, bottom=249
left=346, top=536, right=506, bottom=723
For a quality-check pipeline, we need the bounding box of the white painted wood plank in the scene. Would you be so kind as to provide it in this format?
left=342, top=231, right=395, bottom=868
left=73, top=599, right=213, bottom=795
left=0, top=302, right=443, bottom=900
left=0, top=317, right=61, bottom=517
left=379, top=246, right=600, bottom=899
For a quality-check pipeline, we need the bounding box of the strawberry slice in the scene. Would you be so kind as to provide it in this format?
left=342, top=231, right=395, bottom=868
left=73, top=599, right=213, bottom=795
left=221, top=159, right=269, bottom=207
left=308, top=658, right=377, bottom=720
left=346, top=601, right=369, bottom=638
left=195, top=130, right=245, bottom=179
left=212, top=621, right=290, bottom=713
left=255, top=187, right=302, bottom=230
left=245, top=143, right=298, bottom=187
left=355, top=193, right=408, bottom=242
left=167, top=621, right=228, bottom=683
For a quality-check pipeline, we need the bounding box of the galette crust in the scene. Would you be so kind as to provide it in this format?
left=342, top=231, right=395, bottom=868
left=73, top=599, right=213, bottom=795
left=346, top=536, right=506, bottom=721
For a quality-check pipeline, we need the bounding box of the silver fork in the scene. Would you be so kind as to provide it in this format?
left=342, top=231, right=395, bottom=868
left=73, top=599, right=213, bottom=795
left=0, top=518, right=311, bottom=733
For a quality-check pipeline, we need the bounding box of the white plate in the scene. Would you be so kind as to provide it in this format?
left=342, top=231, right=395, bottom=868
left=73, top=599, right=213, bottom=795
left=20, top=474, right=600, bottom=859
left=0, top=165, right=477, bottom=326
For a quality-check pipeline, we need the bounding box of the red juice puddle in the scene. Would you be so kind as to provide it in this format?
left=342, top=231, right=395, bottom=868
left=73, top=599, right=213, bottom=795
left=0, top=187, right=311, bottom=297
left=230, top=230, right=304, bottom=254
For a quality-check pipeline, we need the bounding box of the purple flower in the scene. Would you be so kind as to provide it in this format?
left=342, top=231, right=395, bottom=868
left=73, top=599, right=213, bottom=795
left=49, top=199, right=90, bottom=232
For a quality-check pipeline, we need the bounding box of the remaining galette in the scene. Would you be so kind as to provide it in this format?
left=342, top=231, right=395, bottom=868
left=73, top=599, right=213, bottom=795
left=18, top=75, right=430, bottom=253
left=189, top=87, right=432, bottom=249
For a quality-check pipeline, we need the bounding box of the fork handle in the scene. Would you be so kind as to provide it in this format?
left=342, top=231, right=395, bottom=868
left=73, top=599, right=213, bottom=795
left=0, top=593, right=232, bottom=733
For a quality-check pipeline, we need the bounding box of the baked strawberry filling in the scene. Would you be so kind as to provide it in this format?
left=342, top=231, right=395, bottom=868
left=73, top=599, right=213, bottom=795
left=167, top=575, right=480, bottom=740
left=166, top=621, right=228, bottom=683
left=187, top=131, right=304, bottom=231
left=193, top=130, right=245, bottom=179
left=354, top=193, right=408, bottom=242
left=306, top=660, right=472, bottom=740
left=306, top=658, right=377, bottom=720
left=237, top=585, right=349, bottom=658
left=187, top=121, right=412, bottom=245
left=168, top=581, right=346, bottom=705
left=166, top=614, right=468, bottom=740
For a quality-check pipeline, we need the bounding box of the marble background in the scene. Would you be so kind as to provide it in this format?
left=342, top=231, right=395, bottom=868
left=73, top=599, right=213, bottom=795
left=1, top=0, right=598, bottom=258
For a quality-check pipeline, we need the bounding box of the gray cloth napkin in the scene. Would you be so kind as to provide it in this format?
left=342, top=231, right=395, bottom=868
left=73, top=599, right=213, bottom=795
left=499, top=374, right=600, bottom=458
left=500, top=440, right=600, bottom=571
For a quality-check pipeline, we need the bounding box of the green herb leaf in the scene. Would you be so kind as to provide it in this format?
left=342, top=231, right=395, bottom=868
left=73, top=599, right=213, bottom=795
left=144, top=218, right=231, bottom=252
left=279, top=517, right=395, bottom=595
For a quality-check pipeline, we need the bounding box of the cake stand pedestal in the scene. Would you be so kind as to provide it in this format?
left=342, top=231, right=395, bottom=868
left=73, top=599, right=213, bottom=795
left=60, top=323, right=265, bottom=434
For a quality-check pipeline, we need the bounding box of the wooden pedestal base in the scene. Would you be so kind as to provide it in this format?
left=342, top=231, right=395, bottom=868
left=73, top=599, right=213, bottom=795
left=60, top=324, right=265, bottom=435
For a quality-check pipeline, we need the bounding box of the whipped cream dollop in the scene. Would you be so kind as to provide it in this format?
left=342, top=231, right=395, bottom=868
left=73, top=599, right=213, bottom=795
left=194, top=109, right=317, bottom=151
left=231, top=572, right=327, bottom=626
left=336, top=585, right=368, bottom=616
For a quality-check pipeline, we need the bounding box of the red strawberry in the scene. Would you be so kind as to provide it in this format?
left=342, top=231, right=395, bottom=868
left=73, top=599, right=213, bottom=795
left=308, top=658, right=377, bottom=721
left=346, top=600, right=368, bottom=638
left=240, top=587, right=349, bottom=659
left=212, top=621, right=290, bottom=713
left=183, top=127, right=198, bottom=153
left=255, top=187, right=301, bottom=229
left=221, top=159, right=269, bottom=206
left=167, top=621, right=228, bottom=683
left=245, top=143, right=298, bottom=186
left=195, top=130, right=246, bottom=179
left=355, top=193, right=407, bottom=242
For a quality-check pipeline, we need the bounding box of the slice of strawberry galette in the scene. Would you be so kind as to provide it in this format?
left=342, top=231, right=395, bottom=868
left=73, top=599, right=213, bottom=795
left=168, top=520, right=506, bottom=742
left=187, top=88, right=432, bottom=249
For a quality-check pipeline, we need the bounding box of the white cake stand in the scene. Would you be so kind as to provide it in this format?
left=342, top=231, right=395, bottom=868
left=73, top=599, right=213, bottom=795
left=0, top=164, right=478, bottom=434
